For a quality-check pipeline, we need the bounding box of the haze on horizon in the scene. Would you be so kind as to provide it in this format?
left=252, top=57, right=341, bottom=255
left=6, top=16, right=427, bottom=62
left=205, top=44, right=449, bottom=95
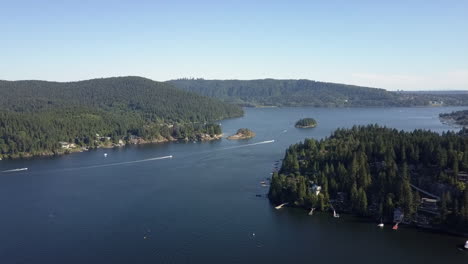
left=1, top=0, right=467, bottom=91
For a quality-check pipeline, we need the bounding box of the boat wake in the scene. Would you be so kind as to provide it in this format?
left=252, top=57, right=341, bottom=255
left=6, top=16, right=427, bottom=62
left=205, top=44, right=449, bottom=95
left=63, top=155, right=173, bottom=171
left=2, top=168, right=28, bottom=173
left=220, top=140, right=275, bottom=150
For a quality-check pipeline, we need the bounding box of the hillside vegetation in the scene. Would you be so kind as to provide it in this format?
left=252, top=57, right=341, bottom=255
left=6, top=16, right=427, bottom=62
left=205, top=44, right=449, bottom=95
left=168, top=79, right=468, bottom=107
left=0, top=77, right=243, bottom=158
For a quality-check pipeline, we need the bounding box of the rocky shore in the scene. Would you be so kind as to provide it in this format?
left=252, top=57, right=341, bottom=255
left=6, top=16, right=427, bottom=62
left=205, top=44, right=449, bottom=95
left=227, top=128, right=256, bottom=140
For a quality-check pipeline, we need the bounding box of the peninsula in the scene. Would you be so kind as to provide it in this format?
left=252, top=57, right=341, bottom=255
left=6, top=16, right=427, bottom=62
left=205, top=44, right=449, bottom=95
left=269, top=125, right=468, bottom=235
left=439, top=110, right=468, bottom=127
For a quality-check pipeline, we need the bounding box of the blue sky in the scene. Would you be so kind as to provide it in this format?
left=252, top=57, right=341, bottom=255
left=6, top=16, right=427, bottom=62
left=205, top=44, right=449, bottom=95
left=1, top=0, right=467, bottom=90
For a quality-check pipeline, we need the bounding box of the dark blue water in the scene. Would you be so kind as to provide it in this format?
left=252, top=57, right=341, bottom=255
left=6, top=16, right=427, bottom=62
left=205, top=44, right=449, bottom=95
left=0, top=107, right=467, bottom=263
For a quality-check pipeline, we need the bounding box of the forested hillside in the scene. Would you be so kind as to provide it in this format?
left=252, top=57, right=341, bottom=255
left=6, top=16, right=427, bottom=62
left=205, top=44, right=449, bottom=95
left=269, top=125, right=468, bottom=234
left=0, top=77, right=243, bottom=158
left=168, top=79, right=468, bottom=107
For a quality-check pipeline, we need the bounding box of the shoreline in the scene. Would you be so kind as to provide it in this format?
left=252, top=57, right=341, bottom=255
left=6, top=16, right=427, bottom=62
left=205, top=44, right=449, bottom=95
left=295, top=125, right=317, bottom=128
left=0, top=133, right=223, bottom=160
left=275, top=203, right=468, bottom=237
left=439, top=116, right=466, bottom=129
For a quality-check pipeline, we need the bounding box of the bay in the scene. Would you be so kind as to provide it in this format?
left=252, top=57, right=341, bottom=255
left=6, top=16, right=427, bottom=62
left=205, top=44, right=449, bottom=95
left=0, top=107, right=467, bottom=263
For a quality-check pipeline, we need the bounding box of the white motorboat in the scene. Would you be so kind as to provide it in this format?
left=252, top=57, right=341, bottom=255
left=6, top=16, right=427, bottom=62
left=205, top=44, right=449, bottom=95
left=333, top=210, right=340, bottom=218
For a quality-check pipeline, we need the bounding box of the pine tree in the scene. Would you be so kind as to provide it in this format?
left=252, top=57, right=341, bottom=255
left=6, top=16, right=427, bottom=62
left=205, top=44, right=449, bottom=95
left=357, top=188, right=368, bottom=216
left=350, top=181, right=358, bottom=211
left=399, top=163, right=414, bottom=217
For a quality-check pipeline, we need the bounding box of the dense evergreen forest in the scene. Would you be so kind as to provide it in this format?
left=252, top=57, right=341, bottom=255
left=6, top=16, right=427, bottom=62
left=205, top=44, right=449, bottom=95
left=168, top=79, right=468, bottom=107
left=440, top=110, right=468, bottom=127
left=268, top=125, right=468, bottom=234
left=0, top=77, right=243, bottom=159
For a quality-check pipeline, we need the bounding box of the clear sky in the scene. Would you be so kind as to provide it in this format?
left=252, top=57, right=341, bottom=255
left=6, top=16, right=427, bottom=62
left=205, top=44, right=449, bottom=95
left=1, top=0, right=467, bottom=90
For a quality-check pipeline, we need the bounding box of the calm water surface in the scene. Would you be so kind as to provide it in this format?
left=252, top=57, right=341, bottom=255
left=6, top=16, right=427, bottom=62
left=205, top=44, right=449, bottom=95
left=0, top=107, right=467, bottom=263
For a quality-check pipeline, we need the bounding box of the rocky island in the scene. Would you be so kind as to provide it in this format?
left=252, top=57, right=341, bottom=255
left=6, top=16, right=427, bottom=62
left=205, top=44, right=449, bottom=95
left=295, top=118, right=317, bottom=128
left=227, top=128, right=256, bottom=140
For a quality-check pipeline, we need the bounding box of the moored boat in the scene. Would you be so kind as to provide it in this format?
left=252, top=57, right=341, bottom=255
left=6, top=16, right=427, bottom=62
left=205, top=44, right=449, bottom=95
left=275, top=203, right=288, bottom=210
left=457, top=240, right=468, bottom=251
left=333, top=210, right=340, bottom=218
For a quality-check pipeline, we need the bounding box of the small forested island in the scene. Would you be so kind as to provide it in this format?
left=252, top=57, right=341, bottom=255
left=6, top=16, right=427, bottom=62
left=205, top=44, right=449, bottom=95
left=227, top=128, right=256, bottom=140
left=269, top=125, right=468, bottom=235
left=295, top=118, right=317, bottom=128
left=0, top=77, right=243, bottom=159
left=439, top=110, right=468, bottom=127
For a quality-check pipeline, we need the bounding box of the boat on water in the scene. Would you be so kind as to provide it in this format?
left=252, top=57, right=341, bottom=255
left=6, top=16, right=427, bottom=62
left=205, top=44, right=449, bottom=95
left=275, top=203, right=288, bottom=210
left=333, top=210, right=340, bottom=218
left=392, top=223, right=399, bottom=230
left=457, top=240, right=468, bottom=251
left=2, top=168, right=28, bottom=173
left=377, top=219, right=384, bottom=227
left=104, top=153, right=108, bottom=157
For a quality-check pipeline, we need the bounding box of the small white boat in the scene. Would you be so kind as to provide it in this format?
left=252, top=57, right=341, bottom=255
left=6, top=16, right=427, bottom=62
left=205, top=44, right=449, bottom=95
left=275, top=203, right=288, bottom=210
left=465, top=240, right=468, bottom=249
left=333, top=210, right=340, bottom=218
left=104, top=153, right=108, bottom=157
left=377, top=223, right=384, bottom=228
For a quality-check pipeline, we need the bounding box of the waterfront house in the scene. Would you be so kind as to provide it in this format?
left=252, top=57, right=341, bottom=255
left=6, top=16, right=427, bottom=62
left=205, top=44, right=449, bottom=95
left=421, top=198, right=438, bottom=210
left=310, top=184, right=321, bottom=195
left=458, top=172, right=468, bottom=183
left=59, top=142, right=76, bottom=149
